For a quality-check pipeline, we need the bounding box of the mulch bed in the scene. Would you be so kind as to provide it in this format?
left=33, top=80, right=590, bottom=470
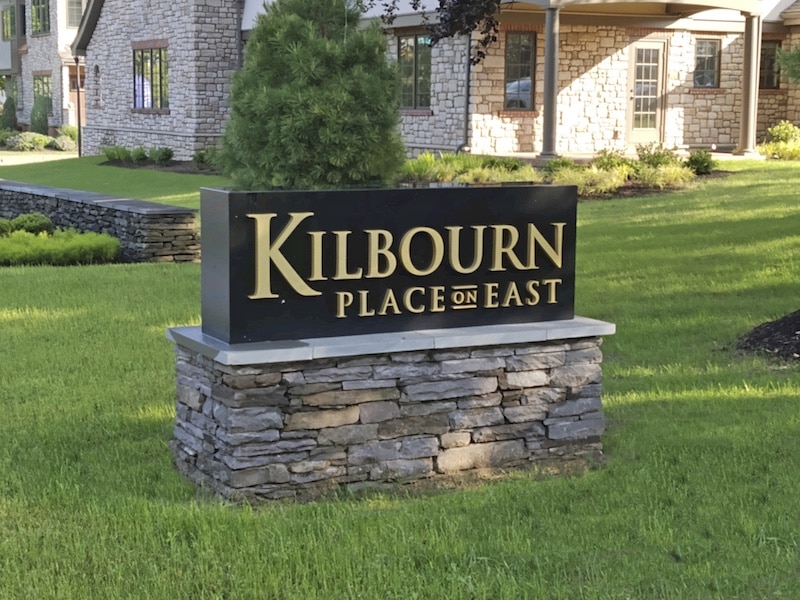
left=736, top=310, right=800, bottom=361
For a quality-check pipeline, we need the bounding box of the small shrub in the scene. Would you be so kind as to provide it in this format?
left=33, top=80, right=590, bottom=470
left=11, top=212, right=54, bottom=235
left=101, top=145, right=132, bottom=163
left=29, top=96, right=52, bottom=135
left=131, top=147, right=149, bottom=164
left=192, top=147, right=219, bottom=170
left=684, top=149, right=717, bottom=175
left=57, top=124, right=79, bottom=142
left=7, top=132, right=51, bottom=151
left=1, top=96, right=17, bottom=131
left=0, top=218, right=11, bottom=236
left=398, top=152, right=440, bottom=183
left=454, top=167, right=507, bottom=184
left=0, top=229, right=120, bottom=266
left=541, top=157, right=581, bottom=178
left=590, top=148, right=636, bottom=173
left=46, top=135, right=77, bottom=152
left=635, top=164, right=696, bottom=190
left=766, top=120, right=800, bottom=143
left=550, top=166, right=627, bottom=196
left=758, top=141, right=800, bottom=161
left=479, top=155, right=527, bottom=172
left=148, top=146, right=174, bottom=165
left=0, top=128, right=16, bottom=146
left=636, top=143, right=680, bottom=168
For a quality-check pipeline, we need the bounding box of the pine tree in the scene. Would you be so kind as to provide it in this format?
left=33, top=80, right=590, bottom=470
left=219, top=0, right=405, bottom=190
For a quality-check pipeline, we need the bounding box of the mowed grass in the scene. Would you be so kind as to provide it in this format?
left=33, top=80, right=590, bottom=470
left=0, top=155, right=231, bottom=208
left=0, top=160, right=799, bottom=598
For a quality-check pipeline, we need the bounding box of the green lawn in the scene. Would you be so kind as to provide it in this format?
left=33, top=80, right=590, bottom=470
left=0, top=159, right=799, bottom=598
left=0, top=155, right=231, bottom=209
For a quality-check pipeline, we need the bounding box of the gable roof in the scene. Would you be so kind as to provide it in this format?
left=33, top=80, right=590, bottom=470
left=72, top=0, right=104, bottom=57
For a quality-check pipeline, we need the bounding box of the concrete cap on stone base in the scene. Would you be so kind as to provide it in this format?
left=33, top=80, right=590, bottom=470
left=167, top=317, right=615, bottom=366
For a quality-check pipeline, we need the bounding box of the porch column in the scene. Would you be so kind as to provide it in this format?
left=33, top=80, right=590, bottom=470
left=735, top=13, right=761, bottom=156
left=541, top=7, right=560, bottom=157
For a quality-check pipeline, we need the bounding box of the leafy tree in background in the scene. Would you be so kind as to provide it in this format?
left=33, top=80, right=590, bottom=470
left=219, top=0, right=405, bottom=190
left=777, top=46, right=800, bottom=83
left=369, top=0, right=502, bottom=63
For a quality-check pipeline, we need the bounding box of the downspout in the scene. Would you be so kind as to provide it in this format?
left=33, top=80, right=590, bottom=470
left=236, top=0, right=245, bottom=69
left=74, top=57, right=82, bottom=157
left=457, top=34, right=471, bottom=153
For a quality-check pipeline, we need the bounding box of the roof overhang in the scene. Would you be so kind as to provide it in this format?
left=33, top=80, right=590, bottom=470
left=71, top=0, right=104, bottom=57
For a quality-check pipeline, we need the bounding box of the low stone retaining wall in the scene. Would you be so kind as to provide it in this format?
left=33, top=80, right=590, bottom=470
left=168, top=318, right=614, bottom=502
left=0, top=181, right=199, bottom=263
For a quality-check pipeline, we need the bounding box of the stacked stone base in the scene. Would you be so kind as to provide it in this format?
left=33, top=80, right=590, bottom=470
left=171, top=328, right=609, bottom=502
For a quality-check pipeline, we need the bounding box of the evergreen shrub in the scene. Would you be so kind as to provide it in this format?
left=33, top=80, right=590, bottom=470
left=11, top=212, right=54, bottom=235
left=219, top=0, right=405, bottom=189
left=148, top=147, right=174, bottom=165
left=684, top=149, right=717, bottom=175
left=30, top=96, right=51, bottom=135
left=1, top=95, right=17, bottom=131
left=131, top=147, right=149, bottom=164
left=0, top=218, right=11, bottom=236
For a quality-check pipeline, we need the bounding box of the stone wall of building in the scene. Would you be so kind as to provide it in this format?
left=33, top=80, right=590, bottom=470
left=0, top=181, right=199, bottom=262
left=171, top=335, right=607, bottom=502
left=398, top=35, right=471, bottom=154
left=81, top=0, right=239, bottom=160
left=403, top=24, right=788, bottom=156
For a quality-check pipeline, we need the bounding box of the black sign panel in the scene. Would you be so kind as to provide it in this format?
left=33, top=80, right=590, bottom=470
left=201, top=185, right=577, bottom=344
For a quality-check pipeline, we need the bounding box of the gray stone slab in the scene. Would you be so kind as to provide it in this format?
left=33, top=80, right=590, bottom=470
left=167, top=317, right=615, bottom=367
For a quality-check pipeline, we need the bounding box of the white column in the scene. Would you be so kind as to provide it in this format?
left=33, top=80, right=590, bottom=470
left=735, top=14, right=762, bottom=156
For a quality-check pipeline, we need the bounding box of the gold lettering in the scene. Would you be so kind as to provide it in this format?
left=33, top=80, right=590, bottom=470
left=403, top=287, right=426, bottom=313
left=430, top=286, right=446, bottom=312
left=247, top=212, right=321, bottom=299
left=446, top=225, right=486, bottom=274
left=542, top=278, right=561, bottom=303
left=525, top=280, right=541, bottom=306
left=484, top=282, right=499, bottom=308
left=358, top=290, right=375, bottom=316
left=365, top=229, right=397, bottom=278
left=502, top=281, right=523, bottom=307
left=378, top=289, right=401, bottom=315
left=490, top=225, right=526, bottom=272
left=336, top=291, right=354, bottom=318
left=399, top=227, right=445, bottom=276
left=333, top=231, right=363, bottom=280
left=526, top=223, right=565, bottom=269
left=308, top=231, right=326, bottom=281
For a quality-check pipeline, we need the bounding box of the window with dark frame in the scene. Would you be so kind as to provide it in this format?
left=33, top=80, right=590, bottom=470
left=760, top=40, right=781, bottom=89
left=2, top=5, right=15, bottom=40
left=504, top=32, right=536, bottom=110
left=33, top=73, right=52, bottom=113
left=398, top=34, right=431, bottom=109
left=31, top=0, right=49, bottom=34
left=694, top=39, right=720, bottom=88
left=67, top=0, right=85, bottom=28
left=133, top=46, right=168, bottom=110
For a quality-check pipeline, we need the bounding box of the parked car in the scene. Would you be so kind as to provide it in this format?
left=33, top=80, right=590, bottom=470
left=505, top=77, right=532, bottom=109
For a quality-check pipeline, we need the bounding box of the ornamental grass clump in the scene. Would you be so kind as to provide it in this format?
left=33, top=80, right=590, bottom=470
left=219, top=0, right=405, bottom=189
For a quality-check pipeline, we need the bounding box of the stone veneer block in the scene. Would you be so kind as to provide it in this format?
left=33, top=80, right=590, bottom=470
left=169, top=318, right=614, bottom=502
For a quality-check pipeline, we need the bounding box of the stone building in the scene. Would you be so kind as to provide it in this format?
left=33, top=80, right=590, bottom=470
left=0, top=0, right=87, bottom=131
left=71, top=0, right=800, bottom=160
